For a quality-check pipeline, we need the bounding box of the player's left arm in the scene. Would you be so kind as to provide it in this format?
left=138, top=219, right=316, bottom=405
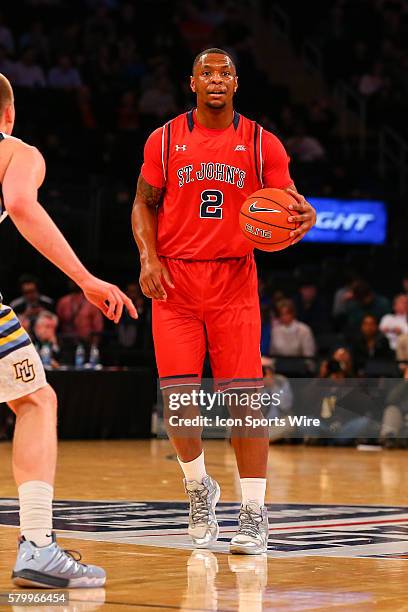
left=262, top=130, right=316, bottom=245
left=283, top=183, right=316, bottom=245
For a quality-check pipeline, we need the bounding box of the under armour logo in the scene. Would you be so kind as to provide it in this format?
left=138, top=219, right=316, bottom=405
left=234, top=145, right=246, bottom=151
left=175, top=145, right=187, bottom=151
left=14, top=359, right=36, bottom=383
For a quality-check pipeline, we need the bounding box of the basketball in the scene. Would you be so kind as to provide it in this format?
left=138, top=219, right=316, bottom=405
left=239, top=188, right=300, bottom=252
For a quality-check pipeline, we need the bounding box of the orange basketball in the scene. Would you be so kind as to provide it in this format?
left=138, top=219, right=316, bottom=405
left=239, top=188, right=300, bottom=252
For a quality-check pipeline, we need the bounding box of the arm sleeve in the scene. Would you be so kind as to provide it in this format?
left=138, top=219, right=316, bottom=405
left=262, top=129, right=293, bottom=189
left=140, top=127, right=165, bottom=188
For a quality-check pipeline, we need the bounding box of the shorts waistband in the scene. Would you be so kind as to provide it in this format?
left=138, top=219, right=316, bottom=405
left=159, top=254, right=253, bottom=263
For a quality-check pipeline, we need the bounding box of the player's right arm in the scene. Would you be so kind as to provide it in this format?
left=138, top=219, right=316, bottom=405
left=131, top=128, right=174, bottom=301
left=3, top=144, right=137, bottom=323
left=131, top=175, right=174, bottom=301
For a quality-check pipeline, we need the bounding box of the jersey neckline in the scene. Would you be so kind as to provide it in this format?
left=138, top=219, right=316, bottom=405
left=190, top=109, right=238, bottom=135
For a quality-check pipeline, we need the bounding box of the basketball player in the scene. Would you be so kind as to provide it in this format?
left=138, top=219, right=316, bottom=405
left=132, top=49, right=315, bottom=554
left=0, top=74, right=137, bottom=587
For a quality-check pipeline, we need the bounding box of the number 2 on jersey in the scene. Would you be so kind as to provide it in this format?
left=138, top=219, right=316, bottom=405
left=200, top=189, right=224, bottom=219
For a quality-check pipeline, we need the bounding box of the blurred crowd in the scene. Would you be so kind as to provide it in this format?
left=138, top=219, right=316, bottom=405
left=9, top=274, right=151, bottom=368
left=11, top=269, right=408, bottom=375
left=0, top=1, right=262, bottom=180
left=2, top=268, right=408, bottom=447
left=274, top=0, right=408, bottom=135
left=0, top=0, right=380, bottom=200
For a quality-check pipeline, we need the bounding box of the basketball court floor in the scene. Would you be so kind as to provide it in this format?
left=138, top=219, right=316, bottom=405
left=1, top=440, right=408, bottom=610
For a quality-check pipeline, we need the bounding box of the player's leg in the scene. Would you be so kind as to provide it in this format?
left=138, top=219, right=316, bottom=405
left=0, top=304, right=105, bottom=587
left=153, top=298, right=206, bottom=465
left=152, top=260, right=220, bottom=546
left=205, top=255, right=269, bottom=554
left=9, top=385, right=57, bottom=545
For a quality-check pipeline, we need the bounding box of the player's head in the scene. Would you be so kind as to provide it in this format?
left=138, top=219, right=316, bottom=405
left=190, top=48, right=238, bottom=110
left=0, top=73, right=14, bottom=134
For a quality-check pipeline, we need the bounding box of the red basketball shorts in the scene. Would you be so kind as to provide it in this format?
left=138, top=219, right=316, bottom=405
left=152, top=254, right=263, bottom=391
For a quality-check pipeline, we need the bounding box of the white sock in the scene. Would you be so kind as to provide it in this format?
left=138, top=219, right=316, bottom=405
left=240, top=478, right=267, bottom=507
left=178, top=451, right=207, bottom=483
left=18, top=480, right=53, bottom=547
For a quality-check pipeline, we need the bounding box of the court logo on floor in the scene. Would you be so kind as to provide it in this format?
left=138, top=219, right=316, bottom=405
left=1, top=499, right=408, bottom=559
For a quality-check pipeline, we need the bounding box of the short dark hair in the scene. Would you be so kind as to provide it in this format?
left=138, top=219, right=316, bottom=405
left=193, top=48, right=236, bottom=71
left=19, top=274, right=39, bottom=288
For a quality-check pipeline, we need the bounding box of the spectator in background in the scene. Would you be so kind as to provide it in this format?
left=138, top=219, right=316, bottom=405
left=332, top=346, right=355, bottom=377
left=48, top=55, right=82, bottom=89
left=270, top=299, right=316, bottom=358
left=342, top=280, right=390, bottom=335
left=33, top=311, right=61, bottom=368
left=177, top=3, right=213, bottom=53
left=359, top=62, right=386, bottom=96
left=138, top=76, right=177, bottom=119
left=332, top=271, right=361, bottom=319
left=77, top=85, right=97, bottom=129
left=0, top=45, right=17, bottom=83
left=300, top=359, right=378, bottom=445
left=379, top=294, right=408, bottom=351
left=117, top=281, right=149, bottom=349
left=10, top=275, right=54, bottom=332
left=293, top=280, right=330, bottom=335
left=286, top=123, right=326, bottom=163
left=117, top=91, right=139, bottom=131
left=379, top=367, right=408, bottom=448
left=402, top=272, right=408, bottom=296
left=201, top=0, right=227, bottom=29
left=118, top=42, right=145, bottom=85
left=352, top=315, right=392, bottom=375
left=14, top=47, right=46, bottom=87
left=349, top=40, right=370, bottom=81
left=320, top=346, right=355, bottom=378
left=396, top=334, right=408, bottom=370
left=307, top=98, right=336, bottom=143
left=260, top=305, right=273, bottom=356
left=0, top=13, right=15, bottom=55
left=261, top=356, right=295, bottom=442
left=56, top=280, right=103, bottom=345
left=20, top=21, right=50, bottom=65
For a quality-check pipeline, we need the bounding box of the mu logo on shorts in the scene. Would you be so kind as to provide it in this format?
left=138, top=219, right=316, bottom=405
left=14, top=359, right=35, bottom=383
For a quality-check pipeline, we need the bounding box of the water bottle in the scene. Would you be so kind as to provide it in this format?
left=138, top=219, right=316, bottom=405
left=75, top=343, right=86, bottom=369
left=89, top=343, right=100, bottom=369
left=39, top=343, right=52, bottom=369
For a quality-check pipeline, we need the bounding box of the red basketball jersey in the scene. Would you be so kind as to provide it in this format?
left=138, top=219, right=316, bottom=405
left=141, top=109, right=292, bottom=260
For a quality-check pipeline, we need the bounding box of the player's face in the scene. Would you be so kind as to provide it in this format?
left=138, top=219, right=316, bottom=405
left=191, top=54, right=238, bottom=109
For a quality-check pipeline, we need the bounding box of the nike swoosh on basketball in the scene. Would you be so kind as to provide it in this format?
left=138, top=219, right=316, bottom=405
left=248, top=202, right=281, bottom=214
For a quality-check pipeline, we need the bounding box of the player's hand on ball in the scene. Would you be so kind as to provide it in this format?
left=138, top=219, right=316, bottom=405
left=80, top=275, right=138, bottom=323
left=140, top=256, right=175, bottom=301
left=286, top=189, right=316, bottom=245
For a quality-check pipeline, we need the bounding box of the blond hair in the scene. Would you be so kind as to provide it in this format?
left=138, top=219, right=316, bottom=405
left=0, top=73, right=13, bottom=115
